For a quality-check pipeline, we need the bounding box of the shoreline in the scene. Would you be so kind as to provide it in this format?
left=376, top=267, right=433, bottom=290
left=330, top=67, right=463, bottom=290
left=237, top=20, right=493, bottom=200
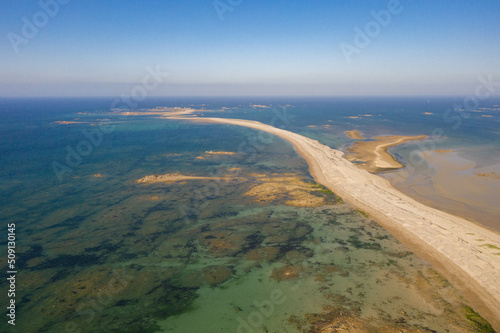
left=345, top=135, right=428, bottom=172
left=172, top=116, right=500, bottom=330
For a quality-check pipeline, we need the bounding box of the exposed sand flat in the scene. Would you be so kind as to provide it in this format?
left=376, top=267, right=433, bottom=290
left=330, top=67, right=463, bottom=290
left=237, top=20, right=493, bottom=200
left=345, top=130, right=366, bottom=140
left=204, top=151, right=237, bottom=155
left=137, top=173, right=231, bottom=184
left=243, top=174, right=337, bottom=208
left=346, top=135, right=427, bottom=172
left=385, top=151, right=500, bottom=231
left=119, top=107, right=197, bottom=118
left=172, top=116, right=500, bottom=330
left=196, top=151, right=237, bottom=159
left=52, top=121, right=92, bottom=125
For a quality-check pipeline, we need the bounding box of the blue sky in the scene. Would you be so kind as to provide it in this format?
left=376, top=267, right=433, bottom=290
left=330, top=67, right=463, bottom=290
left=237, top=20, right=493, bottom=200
left=1, top=0, right=499, bottom=97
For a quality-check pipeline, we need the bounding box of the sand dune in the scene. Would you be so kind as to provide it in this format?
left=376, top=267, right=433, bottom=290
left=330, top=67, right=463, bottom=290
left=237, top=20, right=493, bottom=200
left=172, top=116, right=500, bottom=330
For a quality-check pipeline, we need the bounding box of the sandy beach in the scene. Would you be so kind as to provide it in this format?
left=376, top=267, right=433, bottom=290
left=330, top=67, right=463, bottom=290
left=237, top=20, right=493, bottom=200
left=345, top=134, right=428, bottom=173
left=172, top=116, right=500, bottom=330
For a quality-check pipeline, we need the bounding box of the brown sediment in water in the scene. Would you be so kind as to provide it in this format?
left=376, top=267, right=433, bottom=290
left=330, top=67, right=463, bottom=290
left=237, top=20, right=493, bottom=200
left=345, top=130, right=366, bottom=140
left=167, top=115, right=500, bottom=331
left=245, top=247, right=280, bottom=261
left=345, top=135, right=427, bottom=173
left=243, top=174, right=338, bottom=208
left=200, top=231, right=247, bottom=256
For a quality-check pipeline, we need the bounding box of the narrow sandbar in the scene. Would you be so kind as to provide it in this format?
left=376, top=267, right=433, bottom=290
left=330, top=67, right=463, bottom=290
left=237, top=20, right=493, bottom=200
left=345, top=135, right=427, bottom=173
left=119, top=107, right=198, bottom=118
left=168, top=116, right=500, bottom=330
left=137, top=173, right=232, bottom=184
left=52, top=121, right=92, bottom=125
left=204, top=151, right=237, bottom=156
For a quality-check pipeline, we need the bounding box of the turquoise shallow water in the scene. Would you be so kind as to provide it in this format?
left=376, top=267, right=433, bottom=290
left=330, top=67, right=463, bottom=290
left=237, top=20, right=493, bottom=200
left=0, top=97, right=497, bottom=332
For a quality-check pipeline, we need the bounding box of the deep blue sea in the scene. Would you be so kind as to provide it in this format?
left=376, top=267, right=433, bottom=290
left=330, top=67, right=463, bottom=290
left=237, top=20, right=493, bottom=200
left=1, top=97, right=498, bottom=332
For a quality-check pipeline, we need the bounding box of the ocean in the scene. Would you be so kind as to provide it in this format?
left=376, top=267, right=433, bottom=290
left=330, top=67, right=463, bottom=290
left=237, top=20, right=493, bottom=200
left=1, top=97, right=498, bottom=332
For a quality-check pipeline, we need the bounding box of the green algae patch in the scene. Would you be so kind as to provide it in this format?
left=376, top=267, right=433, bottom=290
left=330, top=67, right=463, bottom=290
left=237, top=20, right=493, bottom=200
left=355, top=209, right=369, bottom=218
left=464, top=306, right=495, bottom=332
left=479, top=244, right=500, bottom=250
left=309, top=182, right=343, bottom=203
